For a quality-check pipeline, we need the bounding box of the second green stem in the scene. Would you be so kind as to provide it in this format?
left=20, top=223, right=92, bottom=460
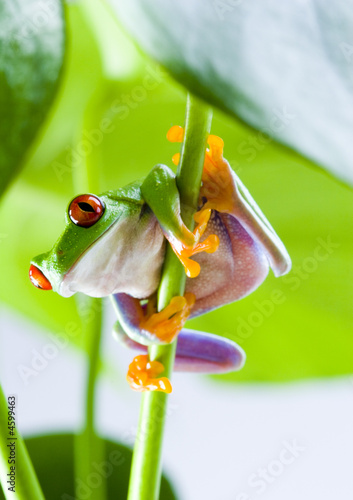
left=127, top=95, right=213, bottom=500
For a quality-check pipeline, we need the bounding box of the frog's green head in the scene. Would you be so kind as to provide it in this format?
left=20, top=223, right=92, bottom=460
left=29, top=192, right=135, bottom=296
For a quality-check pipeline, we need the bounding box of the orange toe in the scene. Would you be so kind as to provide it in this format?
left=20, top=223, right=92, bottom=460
left=167, top=125, right=184, bottom=143
left=172, top=152, right=180, bottom=165
left=167, top=125, right=184, bottom=165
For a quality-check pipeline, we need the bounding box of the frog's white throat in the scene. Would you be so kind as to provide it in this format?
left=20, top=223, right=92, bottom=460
left=59, top=212, right=165, bottom=299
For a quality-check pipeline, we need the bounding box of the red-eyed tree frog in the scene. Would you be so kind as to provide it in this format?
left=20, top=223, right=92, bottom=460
left=29, top=127, right=291, bottom=393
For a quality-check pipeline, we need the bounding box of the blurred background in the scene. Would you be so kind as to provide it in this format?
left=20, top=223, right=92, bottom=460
left=1, top=0, right=353, bottom=498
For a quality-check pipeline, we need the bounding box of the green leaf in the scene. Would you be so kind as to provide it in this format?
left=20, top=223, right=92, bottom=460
left=19, top=0, right=140, bottom=193
left=0, top=0, right=65, bottom=196
left=0, top=435, right=178, bottom=500
left=108, top=0, right=353, bottom=186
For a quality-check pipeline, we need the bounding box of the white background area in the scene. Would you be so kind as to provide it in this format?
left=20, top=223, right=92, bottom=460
left=1, top=305, right=352, bottom=500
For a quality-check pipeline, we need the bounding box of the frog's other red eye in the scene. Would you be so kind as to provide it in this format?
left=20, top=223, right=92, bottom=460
left=29, top=265, right=52, bottom=290
left=68, top=194, right=105, bottom=228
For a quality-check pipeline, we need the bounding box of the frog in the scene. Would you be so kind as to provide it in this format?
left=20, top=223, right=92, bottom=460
left=29, top=126, right=291, bottom=393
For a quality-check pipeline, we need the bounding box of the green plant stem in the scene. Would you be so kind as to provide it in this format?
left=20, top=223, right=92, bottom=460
left=75, top=297, right=106, bottom=500
left=127, top=94, right=213, bottom=500
left=0, top=384, right=44, bottom=499
left=73, top=119, right=106, bottom=500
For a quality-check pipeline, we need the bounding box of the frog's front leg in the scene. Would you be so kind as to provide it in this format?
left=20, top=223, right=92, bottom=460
left=141, top=164, right=219, bottom=278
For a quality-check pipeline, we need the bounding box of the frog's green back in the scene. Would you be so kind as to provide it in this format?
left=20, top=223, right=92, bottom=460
left=102, top=179, right=145, bottom=205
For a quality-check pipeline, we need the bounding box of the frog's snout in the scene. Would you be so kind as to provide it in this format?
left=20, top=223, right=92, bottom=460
left=29, top=264, right=52, bottom=291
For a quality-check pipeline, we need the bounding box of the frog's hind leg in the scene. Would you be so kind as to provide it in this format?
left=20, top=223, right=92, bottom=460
left=114, top=325, right=245, bottom=375
left=186, top=211, right=270, bottom=318
left=112, top=291, right=197, bottom=393
left=201, top=134, right=291, bottom=277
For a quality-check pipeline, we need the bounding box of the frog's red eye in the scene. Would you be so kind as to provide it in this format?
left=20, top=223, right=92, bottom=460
left=68, top=194, right=105, bottom=228
left=29, top=265, right=52, bottom=290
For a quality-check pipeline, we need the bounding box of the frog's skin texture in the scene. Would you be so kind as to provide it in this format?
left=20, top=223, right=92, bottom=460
left=30, top=129, right=291, bottom=392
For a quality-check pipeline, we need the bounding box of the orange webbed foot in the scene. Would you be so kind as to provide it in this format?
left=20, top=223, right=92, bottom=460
left=127, top=354, right=172, bottom=393
left=140, top=293, right=195, bottom=343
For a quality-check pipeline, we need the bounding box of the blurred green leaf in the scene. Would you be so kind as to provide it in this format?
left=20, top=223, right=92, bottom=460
left=0, top=182, right=81, bottom=335
left=0, top=0, right=65, bottom=196
left=19, top=0, right=140, bottom=193
left=0, top=434, right=178, bottom=500
left=108, top=0, right=353, bottom=186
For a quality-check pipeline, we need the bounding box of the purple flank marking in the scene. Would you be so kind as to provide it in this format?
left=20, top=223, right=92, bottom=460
left=118, top=328, right=245, bottom=374
left=175, top=329, right=245, bottom=373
